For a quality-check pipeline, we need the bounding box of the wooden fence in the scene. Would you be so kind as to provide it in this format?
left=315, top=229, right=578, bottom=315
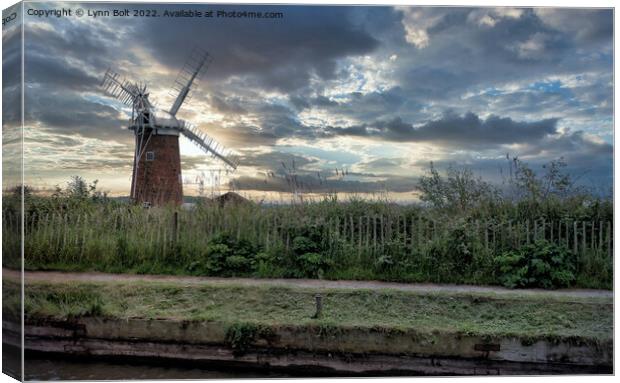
left=239, top=215, right=614, bottom=259
left=5, top=208, right=614, bottom=261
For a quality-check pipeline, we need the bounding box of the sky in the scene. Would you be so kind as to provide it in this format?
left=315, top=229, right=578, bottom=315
left=2, top=3, right=614, bottom=201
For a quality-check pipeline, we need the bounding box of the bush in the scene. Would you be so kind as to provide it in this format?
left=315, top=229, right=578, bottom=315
left=423, top=220, right=481, bottom=282
left=495, top=240, right=576, bottom=289
left=288, top=235, right=332, bottom=278
left=297, top=252, right=332, bottom=279
left=195, top=234, right=260, bottom=276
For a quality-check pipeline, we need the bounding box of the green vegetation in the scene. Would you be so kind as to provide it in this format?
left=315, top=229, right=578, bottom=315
left=2, top=159, right=613, bottom=289
left=4, top=279, right=612, bottom=343
left=226, top=323, right=274, bottom=354
left=496, top=240, right=576, bottom=289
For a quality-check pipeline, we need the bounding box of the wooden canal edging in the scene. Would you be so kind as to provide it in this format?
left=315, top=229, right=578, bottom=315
left=3, top=317, right=612, bottom=376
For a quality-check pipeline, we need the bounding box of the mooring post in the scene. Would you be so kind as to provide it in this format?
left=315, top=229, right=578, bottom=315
left=312, top=294, right=323, bottom=319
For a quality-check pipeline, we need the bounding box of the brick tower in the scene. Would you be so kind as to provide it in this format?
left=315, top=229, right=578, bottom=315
left=130, top=130, right=183, bottom=207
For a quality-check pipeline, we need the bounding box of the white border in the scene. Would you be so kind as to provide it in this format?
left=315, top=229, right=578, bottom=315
left=0, top=1, right=616, bottom=383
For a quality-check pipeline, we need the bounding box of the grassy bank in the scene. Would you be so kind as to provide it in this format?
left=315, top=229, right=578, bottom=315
left=4, top=279, right=612, bottom=343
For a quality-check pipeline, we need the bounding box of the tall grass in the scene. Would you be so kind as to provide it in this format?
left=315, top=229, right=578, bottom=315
left=2, top=192, right=612, bottom=289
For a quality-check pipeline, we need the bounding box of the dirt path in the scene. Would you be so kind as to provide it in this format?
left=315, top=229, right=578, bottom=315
left=3, top=268, right=613, bottom=299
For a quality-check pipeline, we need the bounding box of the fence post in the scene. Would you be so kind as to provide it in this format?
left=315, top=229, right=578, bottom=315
left=380, top=215, right=384, bottom=254
left=350, top=215, right=355, bottom=244
left=373, top=216, right=377, bottom=254
left=507, top=220, right=512, bottom=248
left=265, top=215, right=270, bottom=251
left=358, top=215, right=362, bottom=261
left=337, top=216, right=342, bottom=244
left=492, top=222, right=496, bottom=251
left=484, top=221, right=489, bottom=250
left=590, top=221, right=595, bottom=252
left=599, top=221, right=603, bottom=251
left=573, top=221, right=578, bottom=254
left=410, top=216, right=415, bottom=255
left=607, top=221, right=612, bottom=258
left=526, top=220, right=530, bottom=244
left=236, top=212, right=242, bottom=241
left=402, top=215, right=407, bottom=246
left=582, top=221, right=587, bottom=261
left=172, top=211, right=178, bottom=243
left=366, top=215, right=370, bottom=249
left=418, top=217, right=423, bottom=248
left=550, top=220, right=554, bottom=243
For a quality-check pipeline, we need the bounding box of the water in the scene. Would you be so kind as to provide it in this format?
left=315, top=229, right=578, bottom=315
left=24, top=357, right=292, bottom=380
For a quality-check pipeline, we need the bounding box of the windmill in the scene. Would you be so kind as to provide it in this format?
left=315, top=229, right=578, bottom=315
left=101, top=48, right=238, bottom=206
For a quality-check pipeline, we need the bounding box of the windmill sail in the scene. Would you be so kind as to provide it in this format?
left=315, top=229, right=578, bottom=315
left=101, top=69, right=142, bottom=106
left=181, top=122, right=238, bottom=170
left=169, top=48, right=212, bottom=116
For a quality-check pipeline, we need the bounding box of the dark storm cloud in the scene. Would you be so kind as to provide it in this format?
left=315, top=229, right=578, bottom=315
left=534, top=9, right=613, bottom=46
left=209, top=94, right=248, bottom=115
left=390, top=8, right=612, bottom=106
left=2, top=25, right=21, bottom=88
left=521, top=130, right=612, bottom=158
left=326, top=113, right=558, bottom=146
left=468, top=11, right=570, bottom=63
left=2, top=25, right=22, bottom=127
left=291, top=87, right=415, bottom=123
left=25, top=21, right=117, bottom=71
left=19, top=12, right=139, bottom=145
left=135, top=5, right=379, bottom=92
left=25, top=89, right=129, bottom=142
left=290, top=95, right=340, bottom=110
left=25, top=51, right=99, bottom=90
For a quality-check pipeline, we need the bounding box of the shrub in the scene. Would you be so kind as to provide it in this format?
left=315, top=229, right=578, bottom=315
left=288, top=234, right=333, bottom=278
left=225, top=323, right=274, bottom=355
left=297, top=252, right=332, bottom=279
left=495, top=240, right=576, bottom=289
left=423, top=220, right=481, bottom=282
left=200, top=234, right=260, bottom=276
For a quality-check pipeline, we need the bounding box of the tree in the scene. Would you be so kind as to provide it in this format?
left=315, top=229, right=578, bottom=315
left=67, top=176, right=89, bottom=199
left=52, top=176, right=107, bottom=201
left=511, top=157, right=573, bottom=202
left=418, top=162, right=499, bottom=212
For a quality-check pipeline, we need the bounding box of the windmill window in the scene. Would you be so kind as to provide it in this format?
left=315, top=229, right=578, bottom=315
left=146, top=151, right=155, bottom=161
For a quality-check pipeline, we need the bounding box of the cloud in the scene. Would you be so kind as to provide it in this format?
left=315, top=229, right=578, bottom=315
left=467, top=7, right=523, bottom=27
left=25, top=51, right=99, bottom=89
left=135, top=5, right=379, bottom=92
left=534, top=8, right=613, bottom=45
left=25, top=89, right=129, bottom=142
left=325, top=112, right=558, bottom=147
left=513, top=32, right=551, bottom=60
left=236, top=150, right=317, bottom=171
